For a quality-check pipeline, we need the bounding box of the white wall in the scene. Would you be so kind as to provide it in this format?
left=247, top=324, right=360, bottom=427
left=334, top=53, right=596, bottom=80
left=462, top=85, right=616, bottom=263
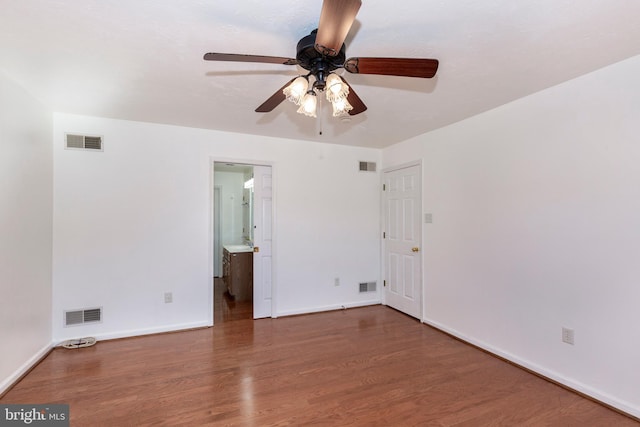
left=383, top=55, right=640, bottom=417
left=0, top=72, right=53, bottom=393
left=52, top=114, right=381, bottom=341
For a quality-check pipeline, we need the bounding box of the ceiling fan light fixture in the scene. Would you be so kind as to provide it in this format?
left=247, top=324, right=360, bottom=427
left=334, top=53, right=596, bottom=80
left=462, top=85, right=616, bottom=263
left=283, top=76, right=309, bottom=105
left=204, top=0, right=439, bottom=119
left=325, top=73, right=348, bottom=102
left=297, top=90, right=318, bottom=117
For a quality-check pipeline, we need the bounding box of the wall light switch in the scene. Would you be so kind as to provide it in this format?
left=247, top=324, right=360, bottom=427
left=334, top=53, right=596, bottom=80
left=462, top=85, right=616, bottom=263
left=164, top=292, right=173, bottom=303
left=424, top=213, right=433, bottom=224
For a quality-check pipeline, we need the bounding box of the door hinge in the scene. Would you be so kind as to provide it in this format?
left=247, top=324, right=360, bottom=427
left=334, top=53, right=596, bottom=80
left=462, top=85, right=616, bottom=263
left=382, top=183, right=386, bottom=191
left=384, top=280, right=387, bottom=287
left=383, top=231, right=386, bottom=239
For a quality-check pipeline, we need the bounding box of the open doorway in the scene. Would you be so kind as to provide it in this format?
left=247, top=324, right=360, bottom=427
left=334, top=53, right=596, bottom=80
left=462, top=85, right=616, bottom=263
left=212, top=162, right=273, bottom=324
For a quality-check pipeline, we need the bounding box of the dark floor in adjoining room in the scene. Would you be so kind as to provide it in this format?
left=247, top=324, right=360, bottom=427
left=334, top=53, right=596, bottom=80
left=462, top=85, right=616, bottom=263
left=213, top=276, right=252, bottom=324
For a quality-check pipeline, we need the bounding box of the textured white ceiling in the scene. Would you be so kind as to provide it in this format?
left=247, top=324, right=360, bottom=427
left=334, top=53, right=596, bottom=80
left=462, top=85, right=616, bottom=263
left=1, top=0, right=639, bottom=148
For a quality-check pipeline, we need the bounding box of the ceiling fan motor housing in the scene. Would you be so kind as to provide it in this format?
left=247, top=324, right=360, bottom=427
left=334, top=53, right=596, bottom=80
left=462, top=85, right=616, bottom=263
left=296, top=29, right=346, bottom=89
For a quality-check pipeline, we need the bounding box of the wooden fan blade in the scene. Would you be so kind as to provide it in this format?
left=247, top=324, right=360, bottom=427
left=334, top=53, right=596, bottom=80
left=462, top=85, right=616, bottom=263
left=339, top=76, right=367, bottom=115
left=204, top=53, right=298, bottom=66
left=344, top=57, right=439, bottom=78
left=315, top=0, right=362, bottom=57
left=255, top=78, right=297, bottom=113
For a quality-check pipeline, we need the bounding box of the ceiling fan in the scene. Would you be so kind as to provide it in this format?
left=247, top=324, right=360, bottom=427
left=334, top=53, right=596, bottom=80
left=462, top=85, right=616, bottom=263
left=203, top=0, right=439, bottom=118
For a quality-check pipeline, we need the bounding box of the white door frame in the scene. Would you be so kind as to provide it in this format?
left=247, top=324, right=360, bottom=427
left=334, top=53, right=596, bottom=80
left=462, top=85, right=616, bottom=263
left=208, top=157, right=277, bottom=325
left=213, top=186, right=222, bottom=277
left=381, top=160, right=424, bottom=320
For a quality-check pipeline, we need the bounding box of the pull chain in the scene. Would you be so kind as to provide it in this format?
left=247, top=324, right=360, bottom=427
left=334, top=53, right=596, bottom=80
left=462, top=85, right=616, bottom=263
left=318, top=94, right=323, bottom=136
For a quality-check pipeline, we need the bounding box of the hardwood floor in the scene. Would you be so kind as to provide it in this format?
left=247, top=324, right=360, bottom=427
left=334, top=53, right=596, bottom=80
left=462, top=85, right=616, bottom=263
left=2, top=306, right=637, bottom=426
left=214, top=277, right=252, bottom=324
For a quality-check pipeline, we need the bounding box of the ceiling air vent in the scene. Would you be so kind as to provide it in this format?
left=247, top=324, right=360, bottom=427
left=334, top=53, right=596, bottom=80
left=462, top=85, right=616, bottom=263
left=64, top=307, right=102, bottom=327
left=65, top=134, right=103, bottom=151
left=359, top=161, right=376, bottom=172
left=359, top=282, right=377, bottom=293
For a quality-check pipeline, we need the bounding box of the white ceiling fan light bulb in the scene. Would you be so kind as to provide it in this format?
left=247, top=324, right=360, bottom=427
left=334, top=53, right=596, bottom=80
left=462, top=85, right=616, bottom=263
left=283, top=76, right=309, bottom=105
left=297, top=91, right=317, bottom=117
left=325, top=73, right=349, bottom=103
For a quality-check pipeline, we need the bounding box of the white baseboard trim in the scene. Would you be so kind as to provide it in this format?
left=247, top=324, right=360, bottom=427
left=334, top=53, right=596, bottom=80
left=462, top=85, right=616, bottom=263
left=422, top=317, right=640, bottom=420
left=276, top=300, right=381, bottom=318
left=0, top=342, right=53, bottom=396
left=53, top=321, right=211, bottom=346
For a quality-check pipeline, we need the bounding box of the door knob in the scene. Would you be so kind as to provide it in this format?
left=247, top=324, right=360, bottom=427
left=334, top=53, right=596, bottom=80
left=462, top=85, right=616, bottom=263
left=253, top=247, right=260, bottom=253
left=411, top=247, right=420, bottom=252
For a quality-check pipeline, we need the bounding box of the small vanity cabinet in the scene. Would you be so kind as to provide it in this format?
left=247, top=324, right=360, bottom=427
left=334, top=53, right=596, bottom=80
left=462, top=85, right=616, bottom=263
left=222, top=246, right=253, bottom=301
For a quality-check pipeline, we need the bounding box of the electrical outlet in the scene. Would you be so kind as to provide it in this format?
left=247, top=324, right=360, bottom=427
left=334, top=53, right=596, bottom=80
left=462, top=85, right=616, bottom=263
left=334, top=277, right=340, bottom=287
left=562, top=327, right=574, bottom=345
left=164, top=292, right=173, bottom=303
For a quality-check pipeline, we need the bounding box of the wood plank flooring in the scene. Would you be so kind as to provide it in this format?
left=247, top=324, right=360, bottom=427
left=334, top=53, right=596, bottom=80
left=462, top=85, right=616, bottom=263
left=2, top=305, right=637, bottom=426
left=214, top=277, right=252, bottom=324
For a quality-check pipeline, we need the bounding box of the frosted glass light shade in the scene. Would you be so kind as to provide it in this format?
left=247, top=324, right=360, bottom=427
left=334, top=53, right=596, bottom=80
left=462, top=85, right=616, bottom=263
left=297, top=91, right=317, bottom=117
left=283, top=76, right=309, bottom=105
left=325, top=73, right=349, bottom=102
left=331, top=97, right=353, bottom=117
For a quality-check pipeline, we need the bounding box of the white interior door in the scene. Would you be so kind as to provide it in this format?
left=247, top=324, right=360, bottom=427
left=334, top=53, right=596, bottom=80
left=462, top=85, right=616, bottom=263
left=383, top=164, right=422, bottom=319
left=252, top=165, right=273, bottom=319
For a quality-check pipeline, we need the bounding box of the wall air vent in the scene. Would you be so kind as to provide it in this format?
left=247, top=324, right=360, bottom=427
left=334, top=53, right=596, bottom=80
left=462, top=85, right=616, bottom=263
left=64, top=307, right=102, bottom=327
left=359, top=282, right=377, bottom=293
left=65, top=134, right=103, bottom=151
left=359, top=161, right=376, bottom=172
